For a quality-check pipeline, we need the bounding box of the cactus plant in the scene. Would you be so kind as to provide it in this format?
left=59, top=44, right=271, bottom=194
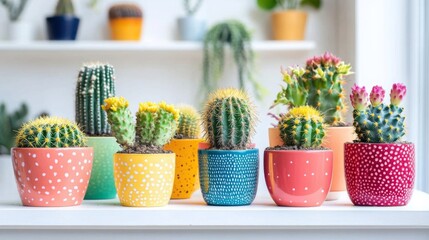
left=350, top=83, right=406, bottom=143
left=176, top=105, right=201, bottom=139
left=0, top=103, right=28, bottom=154
left=278, top=106, right=325, bottom=148
left=108, top=4, right=142, bottom=19
left=75, top=63, right=116, bottom=136
left=102, top=97, right=179, bottom=152
left=202, top=88, right=257, bottom=150
left=15, top=117, right=85, bottom=148
left=55, top=0, right=75, bottom=15
left=0, top=0, right=28, bottom=22
left=184, top=0, right=203, bottom=16
left=257, top=0, right=322, bottom=10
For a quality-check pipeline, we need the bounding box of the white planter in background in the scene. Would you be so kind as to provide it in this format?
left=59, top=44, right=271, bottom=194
left=0, top=155, right=19, bottom=202
left=8, top=21, right=35, bottom=42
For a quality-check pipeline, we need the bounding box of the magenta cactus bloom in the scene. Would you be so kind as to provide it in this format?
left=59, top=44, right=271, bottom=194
left=350, top=84, right=368, bottom=111
left=370, top=85, right=385, bottom=107
left=390, top=83, right=406, bottom=106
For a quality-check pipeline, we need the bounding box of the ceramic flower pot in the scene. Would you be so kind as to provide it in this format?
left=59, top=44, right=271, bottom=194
left=345, top=142, right=415, bottom=206
left=12, top=147, right=93, bottom=207
left=163, top=139, right=203, bottom=199
left=46, top=15, right=80, bottom=40
left=271, top=10, right=307, bottom=40
left=114, top=153, right=175, bottom=207
left=198, top=149, right=259, bottom=206
left=177, top=16, right=206, bottom=41
left=264, top=149, right=333, bottom=207
left=109, top=18, right=143, bottom=41
left=322, top=126, right=355, bottom=200
left=8, top=21, right=35, bottom=42
left=268, top=127, right=283, bottom=147
left=84, top=137, right=121, bottom=200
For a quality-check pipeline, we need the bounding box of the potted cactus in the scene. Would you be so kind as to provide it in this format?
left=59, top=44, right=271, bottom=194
left=102, top=97, right=178, bottom=207
left=178, top=0, right=205, bottom=41
left=75, top=63, right=121, bottom=200
left=108, top=3, right=143, bottom=41
left=199, top=88, right=259, bottom=206
left=12, top=117, right=93, bottom=207
left=163, top=105, right=203, bottom=199
left=1, top=0, right=33, bottom=41
left=270, top=52, right=352, bottom=200
left=345, top=83, right=414, bottom=206
left=264, top=106, right=333, bottom=207
left=46, top=0, right=80, bottom=40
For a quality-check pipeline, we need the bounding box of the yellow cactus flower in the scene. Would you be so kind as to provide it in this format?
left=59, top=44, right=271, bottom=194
left=102, top=97, right=129, bottom=112
left=287, top=106, right=324, bottom=123
left=159, top=101, right=180, bottom=120
left=139, top=101, right=159, bottom=113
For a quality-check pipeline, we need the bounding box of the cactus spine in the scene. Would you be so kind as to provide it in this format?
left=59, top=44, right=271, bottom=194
left=278, top=106, right=325, bottom=148
left=16, top=117, right=85, bottom=148
left=176, top=105, right=201, bottom=139
left=76, top=63, right=116, bottom=136
left=202, top=88, right=257, bottom=150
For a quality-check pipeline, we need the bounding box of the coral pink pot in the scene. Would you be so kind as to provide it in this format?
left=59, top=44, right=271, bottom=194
left=12, top=147, right=93, bottom=207
left=264, top=149, right=333, bottom=207
left=345, top=143, right=415, bottom=206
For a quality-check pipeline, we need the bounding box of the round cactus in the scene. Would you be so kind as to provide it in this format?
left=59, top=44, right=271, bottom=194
left=202, top=88, right=257, bottom=150
left=16, top=117, right=85, bottom=148
left=278, top=106, right=325, bottom=148
left=176, top=105, right=201, bottom=139
left=108, top=4, right=142, bottom=19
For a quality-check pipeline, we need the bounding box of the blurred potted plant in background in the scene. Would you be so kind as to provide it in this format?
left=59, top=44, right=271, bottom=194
left=46, top=0, right=80, bottom=40
left=0, top=0, right=34, bottom=41
left=178, top=0, right=205, bottom=41
left=108, top=3, right=143, bottom=41
left=257, top=0, right=321, bottom=40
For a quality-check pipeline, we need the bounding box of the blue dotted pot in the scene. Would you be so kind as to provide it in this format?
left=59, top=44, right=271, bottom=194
left=198, top=149, right=259, bottom=206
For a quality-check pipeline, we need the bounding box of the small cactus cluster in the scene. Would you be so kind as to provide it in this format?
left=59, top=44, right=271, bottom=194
left=278, top=106, right=326, bottom=148
left=202, top=88, right=257, bottom=150
left=108, top=4, right=143, bottom=19
left=350, top=83, right=406, bottom=143
left=55, top=0, right=75, bottom=16
left=16, top=117, right=85, bottom=148
left=272, top=52, right=352, bottom=125
left=176, top=105, right=201, bottom=139
left=0, top=103, right=28, bottom=154
left=102, top=97, right=179, bottom=151
left=75, top=63, right=116, bottom=136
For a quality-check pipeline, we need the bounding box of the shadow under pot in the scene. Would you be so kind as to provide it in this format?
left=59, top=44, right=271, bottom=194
left=345, top=142, right=415, bottom=206
left=198, top=148, right=259, bottom=206
left=46, top=15, right=80, bottom=40
left=264, top=149, right=333, bottom=207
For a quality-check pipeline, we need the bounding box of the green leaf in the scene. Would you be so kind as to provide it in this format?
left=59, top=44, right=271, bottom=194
left=257, top=0, right=278, bottom=10
left=301, top=0, right=322, bottom=9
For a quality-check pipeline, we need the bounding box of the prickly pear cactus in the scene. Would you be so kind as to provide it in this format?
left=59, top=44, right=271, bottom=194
left=278, top=106, right=325, bottom=148
left=76, top=63, right=116, bottom=136
left=202, top=88, right=257, bottom=150
left=350, top=84, right=406, bottom=143
left=16, top=117, right=86, bottom=148
left=175, top=105, right=201, bottom=139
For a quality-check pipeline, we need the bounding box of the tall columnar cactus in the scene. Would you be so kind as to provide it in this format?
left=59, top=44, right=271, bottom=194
left=278, top=106, right=325, bottom=148
left=76, top=63, right=116, bottom=136
left=202, top=88, right=257, bottom=150
left=16, top=117, right=86, bottom=148
left=350, top=83, right=406, bottom=143
left=176, top=105, right=201, bottom=139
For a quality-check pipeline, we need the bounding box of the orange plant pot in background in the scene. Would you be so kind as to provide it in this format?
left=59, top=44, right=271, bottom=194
left=109, top=18, right=143, bottom=41
left=272, top=10, right=307, bottom=40
left=268, top=127, right=283, bottom=147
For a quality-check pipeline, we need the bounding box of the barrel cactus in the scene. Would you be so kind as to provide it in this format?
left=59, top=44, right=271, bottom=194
left=278, top=106, right=325, bottom=148
left=350, top=83, right=406, bottom=143
left=75, top=63, right=116, bottom=136
left=176, top=105, right=201, bottom=139
left=108, top=4, right=142, bottom=19
left=16, top=117, right=86, bottom=148
left=202, top=88, right=257, bottom=150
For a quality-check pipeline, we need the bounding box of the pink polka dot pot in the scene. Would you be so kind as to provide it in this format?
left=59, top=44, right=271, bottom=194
left=264, top=149, right=333, bottom=207
left=12, top=147, right=93, bottom=207
left=344, top=143, right=415, bottom=206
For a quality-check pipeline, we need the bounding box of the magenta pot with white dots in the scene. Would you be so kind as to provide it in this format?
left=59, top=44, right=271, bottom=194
left=11, top=147, right=93, bottom=207
left=344, top=142, right=415, bottom=206
left=264, top=149, right=333, bottom=207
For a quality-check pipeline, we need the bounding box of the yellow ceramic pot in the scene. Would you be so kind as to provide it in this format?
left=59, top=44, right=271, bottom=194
left=113, top=153, right=175, bottom=207
left=109, top=18, right=143, bottom=41
left=164, top=139, right=203, bottom=199
left=272, top=10, right=307, bottom=40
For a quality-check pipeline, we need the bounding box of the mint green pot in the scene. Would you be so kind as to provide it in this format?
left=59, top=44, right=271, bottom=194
left=84, top=137, right=121, bottom=200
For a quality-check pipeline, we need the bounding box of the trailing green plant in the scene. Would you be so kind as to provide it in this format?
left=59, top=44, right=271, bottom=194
left=184, top=0, right=203, bottom=16
left=55, top=0, right=75, bottom=15
left=0, top=0, right=28, bottom=21
left=102, top=97, right=179, bottom=152
left=16, top=117, right=86, bottom=148
left=202, top=20, right=266, bottom=102
left=0, top=103, right=28, bottom=154
left=257, top=0, right=322, bottom=11
left=75, top=63, right=116, bottom=136
left=350, top=83, right=406, bottom=143
left=271, top=52, right=352, bottom=126
left=202, top=88, right=257, bottom=150
left=175, top=105, right=201, bottom=139
left=108, top=4, right=142, bottom=19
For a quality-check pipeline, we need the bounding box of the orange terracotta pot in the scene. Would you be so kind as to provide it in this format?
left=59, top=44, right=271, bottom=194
left=12, top=147, right=93, bottom=207
left=322, top=126, right=355, bottom=200
left=272, top=10, right=307, bottom=40
left=268, top=127, right=283, bottom=147
left=109, top=17, right=143, bottom=41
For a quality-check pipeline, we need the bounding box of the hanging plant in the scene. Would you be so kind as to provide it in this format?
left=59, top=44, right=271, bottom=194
left=202, top=20, right=265, bottom=101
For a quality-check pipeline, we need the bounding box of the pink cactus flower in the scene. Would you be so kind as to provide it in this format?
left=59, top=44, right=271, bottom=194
left=350, top=84, right=368, bottom=111
left=390, top=83, right=406, bottom=106
left=370, top=85, right=385, bottom=107
left=322, top=52, right=333, bottom=65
